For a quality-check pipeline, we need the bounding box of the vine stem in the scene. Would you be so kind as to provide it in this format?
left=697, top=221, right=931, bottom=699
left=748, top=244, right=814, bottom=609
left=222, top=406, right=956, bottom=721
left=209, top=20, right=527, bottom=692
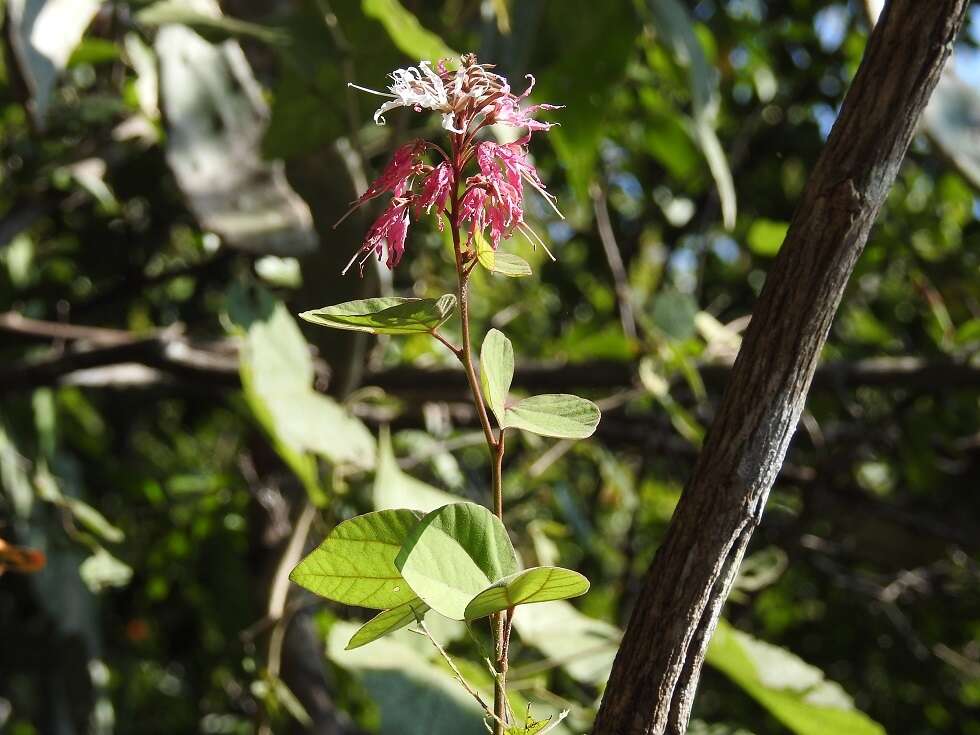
left=444, top=139, right=510, bottom=735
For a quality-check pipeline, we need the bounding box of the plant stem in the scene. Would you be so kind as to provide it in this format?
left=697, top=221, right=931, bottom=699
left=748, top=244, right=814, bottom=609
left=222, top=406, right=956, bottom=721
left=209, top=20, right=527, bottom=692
left=446, top=146, right=509, bottom=734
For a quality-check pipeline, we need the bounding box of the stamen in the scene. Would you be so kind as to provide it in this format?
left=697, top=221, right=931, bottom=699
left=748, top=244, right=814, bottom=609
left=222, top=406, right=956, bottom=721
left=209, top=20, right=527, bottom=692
left=518, top=222, right=556, bottom=261
left=347, top=82, right=396, bottom=98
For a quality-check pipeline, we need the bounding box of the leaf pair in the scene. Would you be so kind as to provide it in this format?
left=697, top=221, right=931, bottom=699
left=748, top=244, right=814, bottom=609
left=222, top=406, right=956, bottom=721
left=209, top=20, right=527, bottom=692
left=480, top=329, right=600, bottom=439
left=291, top=504, right=588, bottom=650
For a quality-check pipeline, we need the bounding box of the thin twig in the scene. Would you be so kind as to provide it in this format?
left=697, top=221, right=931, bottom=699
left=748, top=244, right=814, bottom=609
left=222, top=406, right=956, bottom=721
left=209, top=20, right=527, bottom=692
left=590, top=180, right=637, bottom=341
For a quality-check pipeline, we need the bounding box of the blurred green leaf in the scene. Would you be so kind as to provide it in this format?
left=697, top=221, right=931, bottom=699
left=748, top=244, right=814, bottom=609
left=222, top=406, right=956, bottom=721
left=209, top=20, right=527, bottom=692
left=362, top=0, right=457, bottom=61
left=747, top=219, right=789, bottom=257
left=374, top=428, right=458, bottom=513
left=651, top=290, right=698, bottom=340
left=706, top=620, right=886, bottom=735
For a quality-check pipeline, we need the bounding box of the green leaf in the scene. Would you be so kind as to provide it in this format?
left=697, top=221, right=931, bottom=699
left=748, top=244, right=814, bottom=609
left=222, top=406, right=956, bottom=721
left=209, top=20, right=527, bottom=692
left=362, top=0, right=457, bottom=61
left=374, top=428, right=458, bottom=513
left=138, top=1, right=287, bottom=44
left=395, top=502, right=519, bottom=620
left=347, top=598, right=430, bottom=650
left=480, top=329, right=514, bottom=425
left=747, top=219, right=789, bottom=257
left=503, top=394, right=600, bottom=439
left=300, top=295, right=456, bottom=335
left=290, top=509, right=422, bottom=609
left=706, top=620, right=886, bottom=735
left=476, top=234, right=533, bottom=277
left=650, top=290, right=698, bottom=340
left=464, top=566, right=590, bottom=620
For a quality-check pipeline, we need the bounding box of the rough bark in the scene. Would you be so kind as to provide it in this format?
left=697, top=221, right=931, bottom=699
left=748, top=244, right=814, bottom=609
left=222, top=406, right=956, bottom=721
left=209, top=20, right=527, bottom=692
left=591, top=2, right=971, bottom=733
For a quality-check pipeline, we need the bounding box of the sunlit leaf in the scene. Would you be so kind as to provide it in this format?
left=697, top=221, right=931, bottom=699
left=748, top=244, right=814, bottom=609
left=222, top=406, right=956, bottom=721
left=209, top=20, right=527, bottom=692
left=747, top=219, right=789, bottom=257
left=503, top=395, right=600, bottom=439
left=290, top=509, right=422, bottom=609
left=300, top=295, right=456, bottom=335
left=362, top=0, right=457, bottom=61
left=464, top=566, right=589, bottom=620
left=396, top=502, right=519, bottom=620
left=480, top=329, right=514, bottom=425
left=706, top=620, right=886, bottom=735
left=477, top=235, right=533, bottom=278
left=346, top=597, right=430, bottom=650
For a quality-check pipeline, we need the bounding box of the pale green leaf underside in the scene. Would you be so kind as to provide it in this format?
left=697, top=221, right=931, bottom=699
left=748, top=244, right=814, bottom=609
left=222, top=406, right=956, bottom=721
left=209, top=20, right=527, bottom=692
left=396, top=502, right=519, bottom=620
left=503, top=394, right=601, bottom=439
left=346, top=597, right=430, bottom=650
left=290, top=509, right=422, bottom=609
left=464, top=566, right=590, bottom=620
left=374, top=427, right=458, bottom=513
left=480, top=328, right=514, bottom=426
left=299, top=295, right=456, bottom=335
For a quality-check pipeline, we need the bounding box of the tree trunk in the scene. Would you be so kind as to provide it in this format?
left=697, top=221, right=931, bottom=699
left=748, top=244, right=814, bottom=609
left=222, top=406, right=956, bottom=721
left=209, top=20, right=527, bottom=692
left=591, top=2, right=971, bottom=733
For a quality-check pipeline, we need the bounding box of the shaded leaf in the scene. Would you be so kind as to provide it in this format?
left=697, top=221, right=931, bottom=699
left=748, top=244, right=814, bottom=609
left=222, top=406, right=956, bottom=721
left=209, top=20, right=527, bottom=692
left=480, top=329, right=514, bottom=425
left=503, top=394, right=600, bottom=439
left=464, top=566, right=589, bottom=620
left=290, top=509, right=422, bottom=609
left=347, top=597, right=430, bottom=650
left=300, top=295, right=456, bottom=335
left=396, top=502, right=519, bottom=620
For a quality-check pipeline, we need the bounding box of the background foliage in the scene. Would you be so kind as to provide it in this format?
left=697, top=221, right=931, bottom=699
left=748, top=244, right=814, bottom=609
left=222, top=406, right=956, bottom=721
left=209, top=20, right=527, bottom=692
left=1, top=1, right=978, bottom=734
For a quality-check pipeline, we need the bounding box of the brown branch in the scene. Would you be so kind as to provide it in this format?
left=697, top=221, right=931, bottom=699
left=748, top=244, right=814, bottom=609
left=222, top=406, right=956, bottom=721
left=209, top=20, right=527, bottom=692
left=591, top=2, right=971, bottom=733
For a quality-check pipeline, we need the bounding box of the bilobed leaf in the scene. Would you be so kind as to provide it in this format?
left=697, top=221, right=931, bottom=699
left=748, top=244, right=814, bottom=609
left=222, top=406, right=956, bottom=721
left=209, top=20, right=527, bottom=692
left=347, top=598, right=430, bottom=650
left=300, top=295, right=456, bottom=335
left=464, top=566, right=590, bottom=620
left=480, top=329, right=514, bottom=425
left=395, top=502, right=519, bottom=620
left=503, top=394, right=600, bottom=439
left=362, top=0, right=457, bottom=61
left=290, top=509, right=422, bottom=609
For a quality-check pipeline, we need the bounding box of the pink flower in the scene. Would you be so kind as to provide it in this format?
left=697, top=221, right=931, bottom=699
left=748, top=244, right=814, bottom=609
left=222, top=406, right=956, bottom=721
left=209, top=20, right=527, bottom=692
left=488, top=75, right=562, bottom=132
left=345, top=199, right=411, bottom=274
left=415, top=161, right=453, bottom=226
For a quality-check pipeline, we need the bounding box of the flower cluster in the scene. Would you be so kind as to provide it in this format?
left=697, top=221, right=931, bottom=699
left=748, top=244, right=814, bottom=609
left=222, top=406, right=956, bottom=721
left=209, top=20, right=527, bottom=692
left=342, top=55, right=561, bottom=274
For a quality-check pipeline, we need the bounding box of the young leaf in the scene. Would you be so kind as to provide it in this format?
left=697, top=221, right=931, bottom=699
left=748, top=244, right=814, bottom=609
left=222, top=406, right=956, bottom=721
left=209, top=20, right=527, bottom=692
left=503, top=394, right=600, bottom=439
left=464, top=566, right=590, bottom=621
left=290, top=509, right=422, bottom=609
left=395, top=502, right=519, bottom=620
left=299, top=295, right=456, bottom=335
left=480, top=329, right=514, bottom=425
left=476, top=235, right=533, bottom=277
left=346, top=597, right=430, bottom=650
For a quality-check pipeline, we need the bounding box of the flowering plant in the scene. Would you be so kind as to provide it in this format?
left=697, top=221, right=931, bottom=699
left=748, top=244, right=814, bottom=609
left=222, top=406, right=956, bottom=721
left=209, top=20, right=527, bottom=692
left=290, top=55, right=599, bottom=735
